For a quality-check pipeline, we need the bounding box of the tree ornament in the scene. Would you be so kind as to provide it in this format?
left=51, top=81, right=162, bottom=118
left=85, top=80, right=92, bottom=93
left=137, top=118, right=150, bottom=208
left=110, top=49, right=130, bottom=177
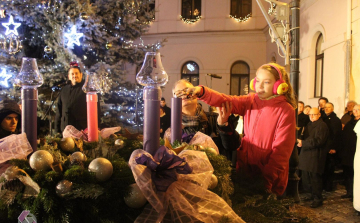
left=64, top=25, right=83, bottom=49
left=208, top=174, right=218, bottom=189
left=106, top=43, right=112, bottom=49
left=2, top=15, right=21, bottom=36
left=29, top=150, right=54, bottom=171
left=56, top=180, right=73, bottom=197
left=0, top=69, right=12, bottom=88
left=44, top=46, right=52, bottom=54
left=80, top=12, right=89, bottom=21
left=59, top=137, right=75, bottom=153
left=88, top=158, right=113, bottom=182
left=124, top=183, right=147, bottom=208
left=114, top=139, right=124, bottom=148
left=4, top=166, right=23, bottom=181
left=70, top=151, right=87, bottom=163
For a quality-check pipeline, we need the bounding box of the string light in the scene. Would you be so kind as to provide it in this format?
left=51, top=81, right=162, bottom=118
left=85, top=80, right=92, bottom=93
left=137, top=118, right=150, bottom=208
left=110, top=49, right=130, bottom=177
left=180, top=15, right=201, bottom=24
left=229, top=13, right=251, bottom=23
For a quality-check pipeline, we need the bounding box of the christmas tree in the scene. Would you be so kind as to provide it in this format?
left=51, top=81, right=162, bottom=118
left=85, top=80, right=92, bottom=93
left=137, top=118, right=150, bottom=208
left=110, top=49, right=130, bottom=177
left=0, top=0, right=161, bottom=134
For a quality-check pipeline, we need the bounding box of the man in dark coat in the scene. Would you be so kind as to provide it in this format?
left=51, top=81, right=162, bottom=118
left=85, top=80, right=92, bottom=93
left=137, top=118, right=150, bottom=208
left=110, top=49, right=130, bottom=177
left=318, top=97, right=328, bottom=119
left=341, top=100, right=357, bottom=129
left=340, top=104, right=360, bottom=199
left=298, top=107, right=329, bottom=208
left=298, top=101, right=310, bottom=139
left=55, top=64, right=100, bottom=134
left=322, top=102, right=342, bottom=191
left=0, top=99, right=21, bottom=174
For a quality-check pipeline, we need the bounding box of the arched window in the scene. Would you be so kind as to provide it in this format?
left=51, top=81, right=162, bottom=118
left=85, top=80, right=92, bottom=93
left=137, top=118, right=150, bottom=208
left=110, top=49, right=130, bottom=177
left=181, top=0, right=201, bottom=21
left=230, top=61, right=249, bottom=96
left=181, top=61, right=199, bottom=86
left=314, top=34, right=324, bottom=97
left=230, top=0, right=252, bottom=19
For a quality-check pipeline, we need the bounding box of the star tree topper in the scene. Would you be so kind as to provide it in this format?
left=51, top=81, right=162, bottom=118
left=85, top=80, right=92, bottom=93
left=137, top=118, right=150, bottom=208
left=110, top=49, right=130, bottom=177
left=0, top=69, right=12, bottom=88
left=64, top=26, right=83, bottom=49
left=2, top=15, right=21, bottom=36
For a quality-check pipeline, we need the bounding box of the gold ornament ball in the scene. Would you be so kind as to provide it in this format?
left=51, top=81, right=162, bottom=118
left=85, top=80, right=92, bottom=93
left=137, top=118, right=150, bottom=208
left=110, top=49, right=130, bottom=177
left=44, top=46, right=52, bottom=54
left=80, top=12, right=89, bottom=21
left=29, top=150, right=54, bottom=171
left=106, top=43, right=112, bottom=49
left=124, top=183, right=147, bottom=208
left=70, top=151, right=87, bottom=163
left=208, top=174, right=218, bottom=189
left=59, top=137, right=75, bottom=153
left=114, top=139, right=124, bottom=148
left=56, top=180, right=73, bottom=197
left=88, top=158, right=113, bottom=182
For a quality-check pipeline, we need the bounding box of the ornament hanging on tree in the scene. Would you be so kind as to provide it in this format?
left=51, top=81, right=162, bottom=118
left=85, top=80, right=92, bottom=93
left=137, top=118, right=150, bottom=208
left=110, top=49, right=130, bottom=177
left=208, top=174, right=218, bottom=189
left=124, top=183, right=147, bottom=208
left=70, top=151, right=87, bottom=163
left=2, top=15, right=21, bottom=36
left=80, top=12, right=89, bottom=21
left=105, top=42, right=112, bottom=49
left=29, top=150, right=54, bottom=171
left=56, top=180, right=73, bottom=197
left=0, top=69, right=12, bottom=88
left=59, top=137, right=75, bottom=153
left=88, top=158, right=113, bottom=182
left=64, top=25, right=83, bottom=49
left=44, top=46, right=52, bottom=54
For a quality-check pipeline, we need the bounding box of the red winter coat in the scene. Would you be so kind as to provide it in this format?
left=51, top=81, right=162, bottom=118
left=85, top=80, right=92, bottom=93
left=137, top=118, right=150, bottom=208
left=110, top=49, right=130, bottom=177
left=199, top=86, right=296, bottom=195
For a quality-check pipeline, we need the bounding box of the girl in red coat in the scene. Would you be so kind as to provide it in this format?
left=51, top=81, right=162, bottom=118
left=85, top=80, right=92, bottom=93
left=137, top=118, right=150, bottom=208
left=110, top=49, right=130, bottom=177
left=177, top=63, right=297, bottom=195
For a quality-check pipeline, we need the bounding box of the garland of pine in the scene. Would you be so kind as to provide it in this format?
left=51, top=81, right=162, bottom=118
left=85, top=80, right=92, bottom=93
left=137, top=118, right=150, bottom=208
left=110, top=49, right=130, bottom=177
left=0, top=134, right=310, bottom=223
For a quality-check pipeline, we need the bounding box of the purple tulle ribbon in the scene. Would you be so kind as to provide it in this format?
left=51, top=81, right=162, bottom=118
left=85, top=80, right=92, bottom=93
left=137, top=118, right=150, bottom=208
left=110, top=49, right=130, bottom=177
left=181, top=132, right=194, bottom=144
left=135, top=146, right=193, bottom=192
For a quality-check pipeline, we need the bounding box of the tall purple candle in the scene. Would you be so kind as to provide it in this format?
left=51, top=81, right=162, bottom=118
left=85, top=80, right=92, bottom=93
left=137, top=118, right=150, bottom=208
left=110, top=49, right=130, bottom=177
left=22, top=88, right=38, bottom=151
left=143, top=87, right=161, bottom=156
left=171, top=97, right=182, bottom=144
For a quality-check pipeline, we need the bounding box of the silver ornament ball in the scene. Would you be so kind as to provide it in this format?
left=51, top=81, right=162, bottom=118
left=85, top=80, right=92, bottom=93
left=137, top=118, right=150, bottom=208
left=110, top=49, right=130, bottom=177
left=208, top=174, right=218, bottom=189
left=59, top=137, right=75, bottom=153
left=115, top=139, right=124, bottom=148
left=56, top=180, right=73, bottom=197
left=70, top=151, right=87, bottom=163
left=44, top=46, right=52, bottom=54
left=124, top=183, right=147, bottom=208
left=88, top=158, right=113, bottom=182
left=29, top=150, right=54, bottom=171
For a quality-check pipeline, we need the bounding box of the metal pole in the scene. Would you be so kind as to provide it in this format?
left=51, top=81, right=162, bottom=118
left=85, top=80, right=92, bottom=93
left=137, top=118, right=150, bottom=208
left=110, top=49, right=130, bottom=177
left=286, top=0, right=300, bottom=203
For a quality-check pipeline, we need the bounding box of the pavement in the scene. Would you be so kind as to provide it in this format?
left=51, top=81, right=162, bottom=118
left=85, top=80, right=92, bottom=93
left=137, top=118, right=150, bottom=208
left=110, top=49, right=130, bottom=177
left=291, top=185, right=360, bottom=223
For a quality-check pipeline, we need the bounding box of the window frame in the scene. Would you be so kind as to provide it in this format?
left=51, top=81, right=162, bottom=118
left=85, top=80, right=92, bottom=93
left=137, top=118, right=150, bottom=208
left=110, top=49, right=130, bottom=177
left=314, top=34, right=324, bottom=98
left=181, top=0, right=202, bottom=20
left=230, top=0, right=252, bottom=19
left=181, top=61, right=200, bottom=86
left=230, top=61, right=250, bottom=96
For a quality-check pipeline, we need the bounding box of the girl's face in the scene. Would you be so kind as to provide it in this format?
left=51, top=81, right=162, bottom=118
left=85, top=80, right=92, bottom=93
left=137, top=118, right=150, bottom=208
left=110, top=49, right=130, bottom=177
left=255, top=69, right=276, bottom=99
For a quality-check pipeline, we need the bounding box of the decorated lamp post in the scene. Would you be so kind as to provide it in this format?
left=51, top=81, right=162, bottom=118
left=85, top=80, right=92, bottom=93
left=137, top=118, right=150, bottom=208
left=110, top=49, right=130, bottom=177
left=136, top=52, right=168, bottom=155
left=82, top=72, right=100, bottom=142
left=15, top=57, right=44, bottom=151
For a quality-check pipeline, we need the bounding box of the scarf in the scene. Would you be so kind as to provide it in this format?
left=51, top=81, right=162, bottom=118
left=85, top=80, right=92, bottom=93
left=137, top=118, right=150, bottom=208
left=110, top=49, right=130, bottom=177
left=182, top=104, right=208, bottom=135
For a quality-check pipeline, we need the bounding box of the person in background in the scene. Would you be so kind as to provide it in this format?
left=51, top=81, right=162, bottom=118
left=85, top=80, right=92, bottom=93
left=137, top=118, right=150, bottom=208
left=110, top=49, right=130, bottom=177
left=353, top=106, right=360, bottom=215
left=160, top=106, right=170, bottom=138
left=304, top=105, right=311, bottom=115
left=160, top=97, right=171, bottom=131
left=298, top=101, right=310, bottom=139
left=318, top=97, right=328, bottom=119
left=55, top=62, right=101, bottom=134
left=0, top=99, right=21, bottom=174
left=172, top=79, right=240, bottom=162
left=322, top=102, right=342, bottom=191
left=298, top=108, right=329, bottom=208
left=340, top=104, right=360, bottom=200
left=341, top=101, right=357, bottom=129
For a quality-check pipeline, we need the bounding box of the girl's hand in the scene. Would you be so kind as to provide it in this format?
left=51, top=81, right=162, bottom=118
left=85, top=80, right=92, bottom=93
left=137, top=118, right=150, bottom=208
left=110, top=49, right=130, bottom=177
left=216, top=101, right=233, bottom=125
left=174, top=86, right=202, bottom=99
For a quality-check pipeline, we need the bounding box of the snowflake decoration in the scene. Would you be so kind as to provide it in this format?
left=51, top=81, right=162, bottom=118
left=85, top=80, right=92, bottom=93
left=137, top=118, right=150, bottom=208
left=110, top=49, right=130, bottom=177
left=64, top=26, right=83, bottom=49
left=0, top=69, right=12, bottom=88
left=2, top=15, right=21, bottom=36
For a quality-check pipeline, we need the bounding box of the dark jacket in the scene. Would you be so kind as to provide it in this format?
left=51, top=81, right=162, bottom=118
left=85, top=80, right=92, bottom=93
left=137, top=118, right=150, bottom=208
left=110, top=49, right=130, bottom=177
left=341, top=112, right=354, bottom=126
left=340, top=117, right=359, bottom=166
left=160, top=114, right=170, bottom=138
left=55, top=81, right=101, bottom=133
left=299, top=118, right=329, bottom=174
left=322, top=112, right=342, bottom=152
left=298, top=112, right=310, bottom=139
left=0, top=99, right=21, bottom=138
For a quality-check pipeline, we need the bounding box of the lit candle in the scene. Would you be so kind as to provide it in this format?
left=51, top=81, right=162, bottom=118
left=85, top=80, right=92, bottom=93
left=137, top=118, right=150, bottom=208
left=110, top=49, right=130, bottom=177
left=171, top=97, right=182, bottom=144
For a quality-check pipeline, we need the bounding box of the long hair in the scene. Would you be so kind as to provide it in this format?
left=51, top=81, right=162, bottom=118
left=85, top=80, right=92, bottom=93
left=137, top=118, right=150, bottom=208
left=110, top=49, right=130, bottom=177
left=259, top=63, right=297, bottom=109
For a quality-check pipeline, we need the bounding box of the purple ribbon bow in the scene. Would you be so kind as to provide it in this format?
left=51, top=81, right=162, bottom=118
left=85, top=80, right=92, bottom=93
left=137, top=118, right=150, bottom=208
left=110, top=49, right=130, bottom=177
left=181, top=132, right=194, bottom=144
left=136, top=146, right=193, bottom=192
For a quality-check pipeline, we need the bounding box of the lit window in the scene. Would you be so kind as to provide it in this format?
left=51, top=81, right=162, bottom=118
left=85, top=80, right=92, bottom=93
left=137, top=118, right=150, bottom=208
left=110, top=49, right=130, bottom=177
left=314, top=34, right=324, bottom=97
left=181, top=61, right=199, bottom=86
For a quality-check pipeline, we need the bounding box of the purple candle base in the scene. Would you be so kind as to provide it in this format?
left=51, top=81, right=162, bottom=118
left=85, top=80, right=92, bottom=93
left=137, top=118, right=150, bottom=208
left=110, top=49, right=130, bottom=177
left=171, top=97, right=182, bottom=144
left=21, top=88, right=38, bottom=151
left=143, top=87, right=161, bottom=156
